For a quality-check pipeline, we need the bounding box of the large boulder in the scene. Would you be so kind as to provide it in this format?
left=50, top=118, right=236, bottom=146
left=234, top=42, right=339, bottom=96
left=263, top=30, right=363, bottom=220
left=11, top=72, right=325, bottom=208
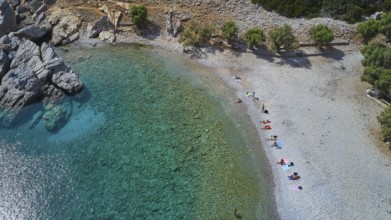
left=0, top=0, right=17, bottom=37
left=51, top=69, right=84, bottom=95
left=40, top=43, right=84, bottom=95
left=99, top=30, right=116, bottom=44
left=15, top=25, right=50, bottom=41
left=48, top=9, right=81, bottom=46
left=87, top=16, right=113, bottom=38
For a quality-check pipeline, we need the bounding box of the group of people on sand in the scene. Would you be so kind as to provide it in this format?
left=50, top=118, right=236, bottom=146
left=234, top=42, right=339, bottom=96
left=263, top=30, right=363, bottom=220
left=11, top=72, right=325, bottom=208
left=259, top=102, right=303, bottom=190
left=235, top=91, right=304, bottom=191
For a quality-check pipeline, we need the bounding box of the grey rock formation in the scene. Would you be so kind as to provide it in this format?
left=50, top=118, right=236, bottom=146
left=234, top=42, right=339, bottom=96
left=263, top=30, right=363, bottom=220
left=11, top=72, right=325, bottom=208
left=0, top=49, right=10, bottom=78
left=48, top=9, right=81, bottom=46
left=51, top=69, right=84, bottom=95
left=165, top=10, right=187, bottom=36
left=99, top=30, right=116, bottom=44
left=87, top=16, right=113, bottom=38
left=15, top=25, right=49, bottom=41
left=0, top=37, right=83, bottom=128
left=0, top=0, right=17, bottom=37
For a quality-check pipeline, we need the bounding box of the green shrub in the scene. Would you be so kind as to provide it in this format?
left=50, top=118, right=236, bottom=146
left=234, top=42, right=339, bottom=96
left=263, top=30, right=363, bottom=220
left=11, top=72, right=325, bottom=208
left=251, top=0, right=387, bottom=23
left=130, top=5, right=147, bottom=26
left=268, top=24, right=298, bottom=53
left=308, top=24, right=334, bottom=48
left=377, top=106, right=391, bottom=142
left=244, top=28, right=266, bottom=49
left=380, top=13, right=391, bottom=40
left=221, top=21, right=238, bottom=42
left=361, top=42, right=391, bottom=69
left=357, top=19, right=381, bottom=43
left=179, top=21, right=215, bottom=46
left=361, top=42, right=391, bottom=97
left=251, top=0, right=321, bottom=18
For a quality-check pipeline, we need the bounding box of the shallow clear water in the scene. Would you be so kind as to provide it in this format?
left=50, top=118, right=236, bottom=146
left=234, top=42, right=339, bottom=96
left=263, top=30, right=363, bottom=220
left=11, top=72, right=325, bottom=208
left=0, top=44, right=276, bottom=219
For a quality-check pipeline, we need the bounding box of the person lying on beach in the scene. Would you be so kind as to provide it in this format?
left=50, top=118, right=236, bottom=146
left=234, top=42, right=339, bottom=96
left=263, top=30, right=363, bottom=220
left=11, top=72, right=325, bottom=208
left=236, top=98, right=242, bottom=103
left=276, top=158, right=286, bottom=165
left=289, top=172, right=301, bottom=180
left=261, top=119, right=271, bottom=124
left=271, top=135, right=278, bottom=140
left=245, top=92, right=252, bottom=97
left=264, top=125, right=272, bottom=130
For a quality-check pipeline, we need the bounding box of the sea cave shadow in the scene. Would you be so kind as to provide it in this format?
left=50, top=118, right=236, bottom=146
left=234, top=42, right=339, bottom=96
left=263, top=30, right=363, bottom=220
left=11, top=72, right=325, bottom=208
left=320, top=46, right=346, bottom=60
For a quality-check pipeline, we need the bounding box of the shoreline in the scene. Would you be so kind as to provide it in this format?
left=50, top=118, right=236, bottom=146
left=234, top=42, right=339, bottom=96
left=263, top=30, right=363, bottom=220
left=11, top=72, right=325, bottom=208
left=74, top=34, right=391, bottom=219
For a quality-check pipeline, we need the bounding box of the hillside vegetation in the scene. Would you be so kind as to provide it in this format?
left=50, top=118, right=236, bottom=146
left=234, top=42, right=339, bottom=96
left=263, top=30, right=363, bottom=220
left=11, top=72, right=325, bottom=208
left=357, top=12, right=391, bottom=142
left=251, top=0, right=391, bottom=23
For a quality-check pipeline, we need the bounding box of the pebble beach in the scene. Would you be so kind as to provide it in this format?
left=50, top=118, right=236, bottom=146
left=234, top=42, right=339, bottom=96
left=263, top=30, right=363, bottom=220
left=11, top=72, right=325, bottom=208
left=114, top=31, right=391, bottom=219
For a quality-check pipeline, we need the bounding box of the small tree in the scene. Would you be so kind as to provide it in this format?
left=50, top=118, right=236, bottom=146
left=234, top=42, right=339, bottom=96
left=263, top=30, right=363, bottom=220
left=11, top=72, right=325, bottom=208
left=377, top=105, right=391, bottom=142
left=309, top=24, right=334, bottom=49
left=221, top=21, right=238, bottom=43
left=244, top=28, right=266, bottom=49
left=268, top=24, right=298, bottom=53
left=179, top=21, right=214, bottom=47
left=380, top=13, right=391, bottom=40
left=130, top=5, right=148, bottom=26
left=357, top=19, right=381, bottom=43
left=197, top=24, right=215, bottom=44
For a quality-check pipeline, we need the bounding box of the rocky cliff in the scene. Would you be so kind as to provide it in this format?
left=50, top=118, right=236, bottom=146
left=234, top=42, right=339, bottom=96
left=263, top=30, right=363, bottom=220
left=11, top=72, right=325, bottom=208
left=0, top=0, right=83, bottom=130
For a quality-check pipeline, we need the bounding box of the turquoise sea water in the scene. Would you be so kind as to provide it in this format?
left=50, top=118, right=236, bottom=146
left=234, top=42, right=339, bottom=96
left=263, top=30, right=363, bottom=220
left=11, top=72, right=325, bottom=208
left=0, top=44, right=276, bottom=219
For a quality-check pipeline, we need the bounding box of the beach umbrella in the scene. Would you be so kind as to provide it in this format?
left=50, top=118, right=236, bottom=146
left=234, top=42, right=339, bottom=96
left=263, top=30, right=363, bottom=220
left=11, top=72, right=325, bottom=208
left=282, top=164, right=291, bottom=171
left=276, top=141, right=283, bottom=147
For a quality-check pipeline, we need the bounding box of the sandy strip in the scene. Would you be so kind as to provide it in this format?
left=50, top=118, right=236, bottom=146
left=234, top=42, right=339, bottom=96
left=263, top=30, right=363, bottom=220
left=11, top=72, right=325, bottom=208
left=88, top=33, right=391, bottom=219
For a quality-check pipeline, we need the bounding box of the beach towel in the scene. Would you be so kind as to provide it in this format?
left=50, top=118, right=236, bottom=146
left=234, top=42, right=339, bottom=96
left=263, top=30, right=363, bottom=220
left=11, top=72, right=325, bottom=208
left=289, top=185, right=303, bottom=191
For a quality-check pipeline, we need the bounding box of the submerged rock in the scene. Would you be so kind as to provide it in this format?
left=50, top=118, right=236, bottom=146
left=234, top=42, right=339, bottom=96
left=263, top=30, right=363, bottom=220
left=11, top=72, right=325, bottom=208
left=42, top=99, right=72, bottom=131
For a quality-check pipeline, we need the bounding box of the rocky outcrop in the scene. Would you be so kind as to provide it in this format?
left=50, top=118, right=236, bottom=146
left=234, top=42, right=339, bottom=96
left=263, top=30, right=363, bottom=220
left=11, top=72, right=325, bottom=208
left=0, top=1, right=87, bottom=130
left=48, top=9, right=81, bottom=46
left=165, top=10, right=190, bottom=36
left=87, top=16, right=113, bottom=38
left=99, top=30, right=116, bottom=44
left=0, top=36, right=83, bottom=129
left=15, top=24, right=50, bottom=41
left=0, top=0, right=17, bottom=36
left=0, top=49, right=10, bottom=78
